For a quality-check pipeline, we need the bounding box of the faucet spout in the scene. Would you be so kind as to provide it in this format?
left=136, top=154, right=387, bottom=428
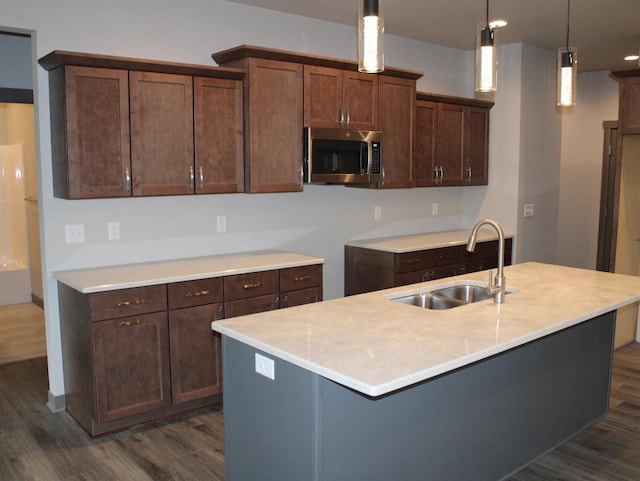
left=466, top=218, right=506, bottom=304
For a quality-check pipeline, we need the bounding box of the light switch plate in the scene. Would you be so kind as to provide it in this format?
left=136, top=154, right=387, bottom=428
left=108, top=221, right=120, bottom=241
left=216, top=215, right=227, bottom=233
left=524, top=204, right=535, bottom=218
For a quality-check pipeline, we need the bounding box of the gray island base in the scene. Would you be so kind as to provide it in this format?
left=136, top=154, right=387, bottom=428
left=222, top=311, right=615, bottom=481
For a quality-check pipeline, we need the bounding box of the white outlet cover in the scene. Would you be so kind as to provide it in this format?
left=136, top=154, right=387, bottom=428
left=255, top=353, right=275, bottom=380
left=65, top=224, right=85, bottom=244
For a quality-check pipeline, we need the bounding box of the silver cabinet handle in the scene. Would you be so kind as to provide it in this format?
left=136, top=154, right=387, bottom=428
left=339, top=108, right=345, bottom=128
left=199, top=166, right=204, bottom=191
left=466, top=166, right=472, bottom=184
left=124, top=166, right=131, bottom=193
left=434, top=167, right=439, bottom=184
left=345, top=109, right=350, bottom=128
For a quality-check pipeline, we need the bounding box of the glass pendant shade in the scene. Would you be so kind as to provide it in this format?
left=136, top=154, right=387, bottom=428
left=557, top=47, right=577, bottom=106
left=475, top=24, right=497, bottom=92
left=358, top=0, right=384, bottom=73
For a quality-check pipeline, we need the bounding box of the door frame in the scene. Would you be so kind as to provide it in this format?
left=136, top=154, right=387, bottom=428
left=596, top=121, right=618, bottom=272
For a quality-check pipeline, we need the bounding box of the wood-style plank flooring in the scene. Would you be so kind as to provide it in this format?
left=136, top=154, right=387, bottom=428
left=0, top=303, right=46, bottom=365
left=1, top=343, right=639, bottom=480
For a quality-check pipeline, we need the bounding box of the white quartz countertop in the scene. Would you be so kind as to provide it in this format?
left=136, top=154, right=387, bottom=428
left=212, top=262, right=640, bottom=397
left=53, top=250, right=324, bottom=293
left=345, top=229, right=513, bottom=253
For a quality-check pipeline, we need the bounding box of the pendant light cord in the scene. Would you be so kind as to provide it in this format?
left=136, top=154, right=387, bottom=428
left=486, top=0, right=490, bottom=25
left=566, top=0, right=571, bottom=48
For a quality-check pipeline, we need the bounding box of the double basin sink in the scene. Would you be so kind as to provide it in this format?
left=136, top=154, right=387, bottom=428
left=388, top=281, right=512, bottom=310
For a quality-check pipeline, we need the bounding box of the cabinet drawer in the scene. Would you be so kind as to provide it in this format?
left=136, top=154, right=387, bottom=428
left=460, top=240, right=497, bottom=261
left=396, top=251, right=428, bottom=274
left=168, top=278, right=223, bottom=309
left=281, top=287, right=323, bottom=308
left=224, top=294, right=280, bottom=319
left=396, top=270, right=429, bottom=286
left=429, top=265, right=460, bottom=280
left=89, top=285, right=167, bottom=322
left=428, top=246, right=460, bottom=267
left=224, top=270, right=279, bottom=301
left=280, top=265, right=322, bottom=292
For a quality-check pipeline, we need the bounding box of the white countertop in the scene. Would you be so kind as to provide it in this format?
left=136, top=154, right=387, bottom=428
left=345, top=229, right=513, bottom=253
left=53, top=250, right=324, bottom=293
left=212, top=262, right=640, bottom=397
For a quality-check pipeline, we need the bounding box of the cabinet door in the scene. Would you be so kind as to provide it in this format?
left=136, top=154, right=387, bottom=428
left=303, top=65, right=343, bottom=128
left=246, top=58, right=303, bottom=192
left=92, top=312, right=171, bottom=423
left=194, top=77, right=244, bottom=193
left=437, top=103, right=465, bottom=185
left=130, top=71, right=194, bottom=196
left=342, top=70, right=379, bottom=130
left=413, top=100, right=437, bottom=187
left=465, top=106, right=489, bottom=185
left=56, top=65, right=131, bottom=199
left=379, top=76, right=415, bottom=188
left=169, top=303, right=224, bottom=404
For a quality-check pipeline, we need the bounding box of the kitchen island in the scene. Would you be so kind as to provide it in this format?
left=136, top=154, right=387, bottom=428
left=212, top=263, right=640, bottom=481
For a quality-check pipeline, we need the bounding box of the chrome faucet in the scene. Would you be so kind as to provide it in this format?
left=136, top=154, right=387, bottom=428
left=466, top=218, right=506, bottom=304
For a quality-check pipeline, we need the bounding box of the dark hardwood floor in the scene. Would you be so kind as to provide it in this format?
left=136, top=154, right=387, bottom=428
left=1, top=343, right=639, bottom=480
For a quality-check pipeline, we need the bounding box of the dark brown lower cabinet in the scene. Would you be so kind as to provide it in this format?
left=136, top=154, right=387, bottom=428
left=58, top=262, right=323, bottom=437
left=169, top=303, right=224, bottom=404
left=345, top=239, right=512, bottom=296
left=93, top=312, right=171, bottom=423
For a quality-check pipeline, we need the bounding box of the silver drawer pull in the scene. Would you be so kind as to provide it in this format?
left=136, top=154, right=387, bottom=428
left=294, top=275, right=311, bottom=282
left=117, top=299, right=145, bottom=307
left=185, top=289, right=210, bottom=298
left=243, top=282, right=263, bottom=289
left=407, top=258, right=421, bottom=264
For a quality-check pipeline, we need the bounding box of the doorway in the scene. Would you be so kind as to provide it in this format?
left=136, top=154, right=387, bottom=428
left=597, top=122, right=640, bottom=347
left=0, top=30, right=42, bottom=308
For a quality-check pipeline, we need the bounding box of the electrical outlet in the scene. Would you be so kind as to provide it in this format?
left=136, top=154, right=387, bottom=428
left=524, top=204, right=535, bottom=218
left=374, top=205, right=381, bottom=220
left=65, top=224, right=85, bottom=244
left=432, top=203, right=439, bottom=216
left=108, top=221, right=120, bottom=241
left=255, top=353, right=275, bottom=380
left=216, top=215, right=227, bottom=233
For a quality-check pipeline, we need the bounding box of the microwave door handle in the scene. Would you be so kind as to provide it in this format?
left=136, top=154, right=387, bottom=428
left=361, top=142, right=369, bottom=174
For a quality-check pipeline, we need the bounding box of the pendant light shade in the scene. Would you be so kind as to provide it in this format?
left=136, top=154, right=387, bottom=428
left=557, top=0, right=577, bottom=106
left=474, top=1, right=497, bottom=92
left=358, top=0, right=384, bottom=73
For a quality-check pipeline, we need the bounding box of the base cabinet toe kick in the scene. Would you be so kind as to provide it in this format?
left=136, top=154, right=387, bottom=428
left=221, top=311, right=615, bottom=481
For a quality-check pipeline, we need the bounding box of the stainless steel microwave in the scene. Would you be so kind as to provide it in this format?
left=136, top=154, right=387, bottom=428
left=303, top=127, right=383, bottom=184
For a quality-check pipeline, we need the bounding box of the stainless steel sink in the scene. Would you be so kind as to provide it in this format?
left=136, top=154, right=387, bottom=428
left=430, top=285, right=493, bottom=303
left=389, top=282, right=509, bottom=310
left=393, top=293, right=467, bottom=310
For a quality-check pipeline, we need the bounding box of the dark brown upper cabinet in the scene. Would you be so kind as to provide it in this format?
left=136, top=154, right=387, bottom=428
left=414, top=92, right=493, bottom=187
left=212, top=45, right=423, bottom=193
left=39, top=51, right=244, bottom=199
left=378, top=75, right=416, bottom=188
left=304, top=65, right=379, bottom=130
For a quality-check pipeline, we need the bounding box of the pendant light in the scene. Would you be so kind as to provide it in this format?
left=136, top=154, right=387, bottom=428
left=557, top=0, right=577, bottom=106
left=358, top=0, right=384, bottom=73
left=475, top=0, right=498, bottom=92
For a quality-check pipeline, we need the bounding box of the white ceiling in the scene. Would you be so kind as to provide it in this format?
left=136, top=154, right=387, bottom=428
left=227, top=0, right=640, bottom=73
